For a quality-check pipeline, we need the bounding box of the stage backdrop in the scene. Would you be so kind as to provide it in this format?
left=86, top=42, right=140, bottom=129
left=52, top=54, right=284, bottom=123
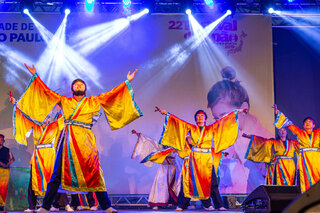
left=0, top=12, right=274, bottom=194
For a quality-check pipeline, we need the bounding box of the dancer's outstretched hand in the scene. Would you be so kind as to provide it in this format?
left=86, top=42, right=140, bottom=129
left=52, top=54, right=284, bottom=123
left=8, top=91, right=16, bottom=104
left=237, top=108, right=248, bottom=114
left=131, top=130, right=140, bottom=136
left=273, top=104, right=279, bottom=114
left=24, top=63, right=36, bottom=75
left=155, top=106, right=167, bottom=115
left=242, top=133, right=251, bottom=139
left=127, top=69, right=138, bottom=82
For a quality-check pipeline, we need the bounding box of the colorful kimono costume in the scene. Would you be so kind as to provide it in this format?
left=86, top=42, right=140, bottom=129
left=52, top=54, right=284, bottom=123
left=274, top=111, right=320, bottom=192
left=245, top=135, right=299, bottom=185
left=132, top=134, right=181, bottom=207
left=159, top=110, right=239, bottom=200
left=13, top=106, right=63, bottom=196
left=0, top=146, right=11, bottom=210
left=265, top=157, right=276, bottom=185
left=16, top=73, right=142, bottom=210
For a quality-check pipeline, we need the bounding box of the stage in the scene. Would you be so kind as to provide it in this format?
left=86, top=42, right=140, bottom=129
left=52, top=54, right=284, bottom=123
left=7, top=209, right=243, bottom=213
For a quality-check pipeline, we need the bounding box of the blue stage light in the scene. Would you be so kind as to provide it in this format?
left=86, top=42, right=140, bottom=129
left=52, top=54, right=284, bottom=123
left=204, top=0, right=214, bottom=6
left=85, top=0, right=95, bottom=12
left=186, top=9, right=192, bottom=15
left=65, top=9, right=70, bottom=15
left=23, top=8, right=29, bottom=14
left=227, top=9, right=232, bottom=15
left=268, top=8, right=274, bottom=13
left=123, top=0, right=132, bottom=7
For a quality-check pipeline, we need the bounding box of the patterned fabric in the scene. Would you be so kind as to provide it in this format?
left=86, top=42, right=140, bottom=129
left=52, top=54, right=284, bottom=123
left=15, top=74, right=142, bottom=192
left=13, top=106, right=63, bottom=196
left=159, top=110, right=239, bottom=199
left=274, top=111, right=320, bottom=192
left=265, top=162, right=274, bottom=185
left=131, top=134, right=163, bottom=168
left=132, top=134, right=181, bottom=206
left=0, top=168, right=10, bottom=207
left=245, top=135, right=299, bottom=186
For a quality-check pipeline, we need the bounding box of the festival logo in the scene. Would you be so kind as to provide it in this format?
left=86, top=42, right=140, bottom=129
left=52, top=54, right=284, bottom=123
left=168, top=17, right=247, bottom=55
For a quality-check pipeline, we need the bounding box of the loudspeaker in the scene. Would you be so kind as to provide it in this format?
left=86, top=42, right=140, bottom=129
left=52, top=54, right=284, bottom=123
left=284, top=181, right=320, bottom=213
left=242, top=185, right=300, bottom=213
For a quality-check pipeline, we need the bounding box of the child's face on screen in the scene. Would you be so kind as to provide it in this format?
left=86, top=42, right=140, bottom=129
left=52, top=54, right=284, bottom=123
left=210, top=99, right=237, bottom=121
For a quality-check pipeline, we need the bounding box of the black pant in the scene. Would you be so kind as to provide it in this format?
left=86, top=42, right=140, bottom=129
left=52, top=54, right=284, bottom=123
left=27, top=167, right=37, bottom=209
left=177, top=165, right=224, bottom=209
left=52, top=193, right=69, bottom=208
left=41, top=140, right=111, bottom=210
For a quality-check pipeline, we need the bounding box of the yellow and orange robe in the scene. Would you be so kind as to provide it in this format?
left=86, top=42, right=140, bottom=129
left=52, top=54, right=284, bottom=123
left=265, top=157, right=276, bottom=185
left=12, top=106, right=63, bottom=196
left=245, top=135, right=299, bottom=186
left=15, top=73, right=142, bottom=192
left=158, top=110, right=239, bottom=200
left=274, top=111, right=320, bottom=192
left=0, top=147, right=11, bottom=208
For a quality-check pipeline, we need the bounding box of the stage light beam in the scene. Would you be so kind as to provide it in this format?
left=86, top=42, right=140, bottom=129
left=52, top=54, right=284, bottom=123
left=136, top=12, right=230, bottom=97
left=268, top=8, right=274, bottom=14
left=205, top=0, right=214, bottom=6
left=123, top=0, right=131, bottom=7
left=85, top=0, right=95, bottom=12
left=268, top=8, right=281, bottom=15
left=186, top=9, right=191, bottom=15
left=65, top=9, right=70, bottom=15
left=23, top=9, right=29, bottom=14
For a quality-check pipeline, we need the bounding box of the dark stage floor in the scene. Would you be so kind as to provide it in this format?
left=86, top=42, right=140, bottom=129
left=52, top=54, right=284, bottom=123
left=7, top=210, right=243, bottom=213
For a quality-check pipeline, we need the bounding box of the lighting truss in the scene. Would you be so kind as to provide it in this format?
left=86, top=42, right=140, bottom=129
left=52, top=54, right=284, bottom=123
left=0, top=0, right=320, bottom=26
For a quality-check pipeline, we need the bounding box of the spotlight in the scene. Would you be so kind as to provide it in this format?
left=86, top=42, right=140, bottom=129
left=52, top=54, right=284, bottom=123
left=186, top=9, right=192, bottom=15
left=227, top=9, right=232, bottom=15
left=181, top=0, right=193, bottom=14
left=123, top=0, right=132, bottom=7
left=268, top=8, right=281, bottom=14
left=23, top=8, right=29, bottom=14
left=65, top=9, right=71, bottom=15
left=20, top=0, right=34, bottom=15
left=204, top=0, right=214, bottom=6
left=85, top=0, right=95, bottom=12
left=268, top=8, right=274, bottom=13
left=143, top=8, right=150, bottom=14
left=60, top=0, right=76, bottom=15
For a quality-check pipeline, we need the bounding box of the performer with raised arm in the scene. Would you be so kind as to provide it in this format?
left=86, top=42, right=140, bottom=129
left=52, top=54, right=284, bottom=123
left=15, top=64, right=142, bottom=213
left=207, top=66, right=273, bottom=193
left=9, top=95, right=70, bottom=212
left=243, top=127, right=299, bottom=186
left=273, top=104, right=320, bottom=192
left=131, top=130, right=181, bottom=210
left=155, top=107, right=246, bottom=211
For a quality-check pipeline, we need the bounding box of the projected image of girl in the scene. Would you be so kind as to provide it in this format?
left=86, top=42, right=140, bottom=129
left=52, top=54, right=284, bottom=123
left=207, top=66, right=273, bottom=193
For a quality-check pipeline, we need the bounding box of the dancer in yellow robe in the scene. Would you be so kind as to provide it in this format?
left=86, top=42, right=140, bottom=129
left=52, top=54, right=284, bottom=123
left=244, top=127, right=299, bottom=186
left=273, top=104, right=320, bottom=192
left=155, top=108, right=245, bottom=210
left=12, top=105, right=63, bottom=197
left=16, top=64, right=142, bottom=213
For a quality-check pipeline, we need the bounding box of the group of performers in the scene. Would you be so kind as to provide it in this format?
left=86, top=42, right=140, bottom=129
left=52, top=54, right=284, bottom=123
left=1, top=64, right=320, bottom=212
